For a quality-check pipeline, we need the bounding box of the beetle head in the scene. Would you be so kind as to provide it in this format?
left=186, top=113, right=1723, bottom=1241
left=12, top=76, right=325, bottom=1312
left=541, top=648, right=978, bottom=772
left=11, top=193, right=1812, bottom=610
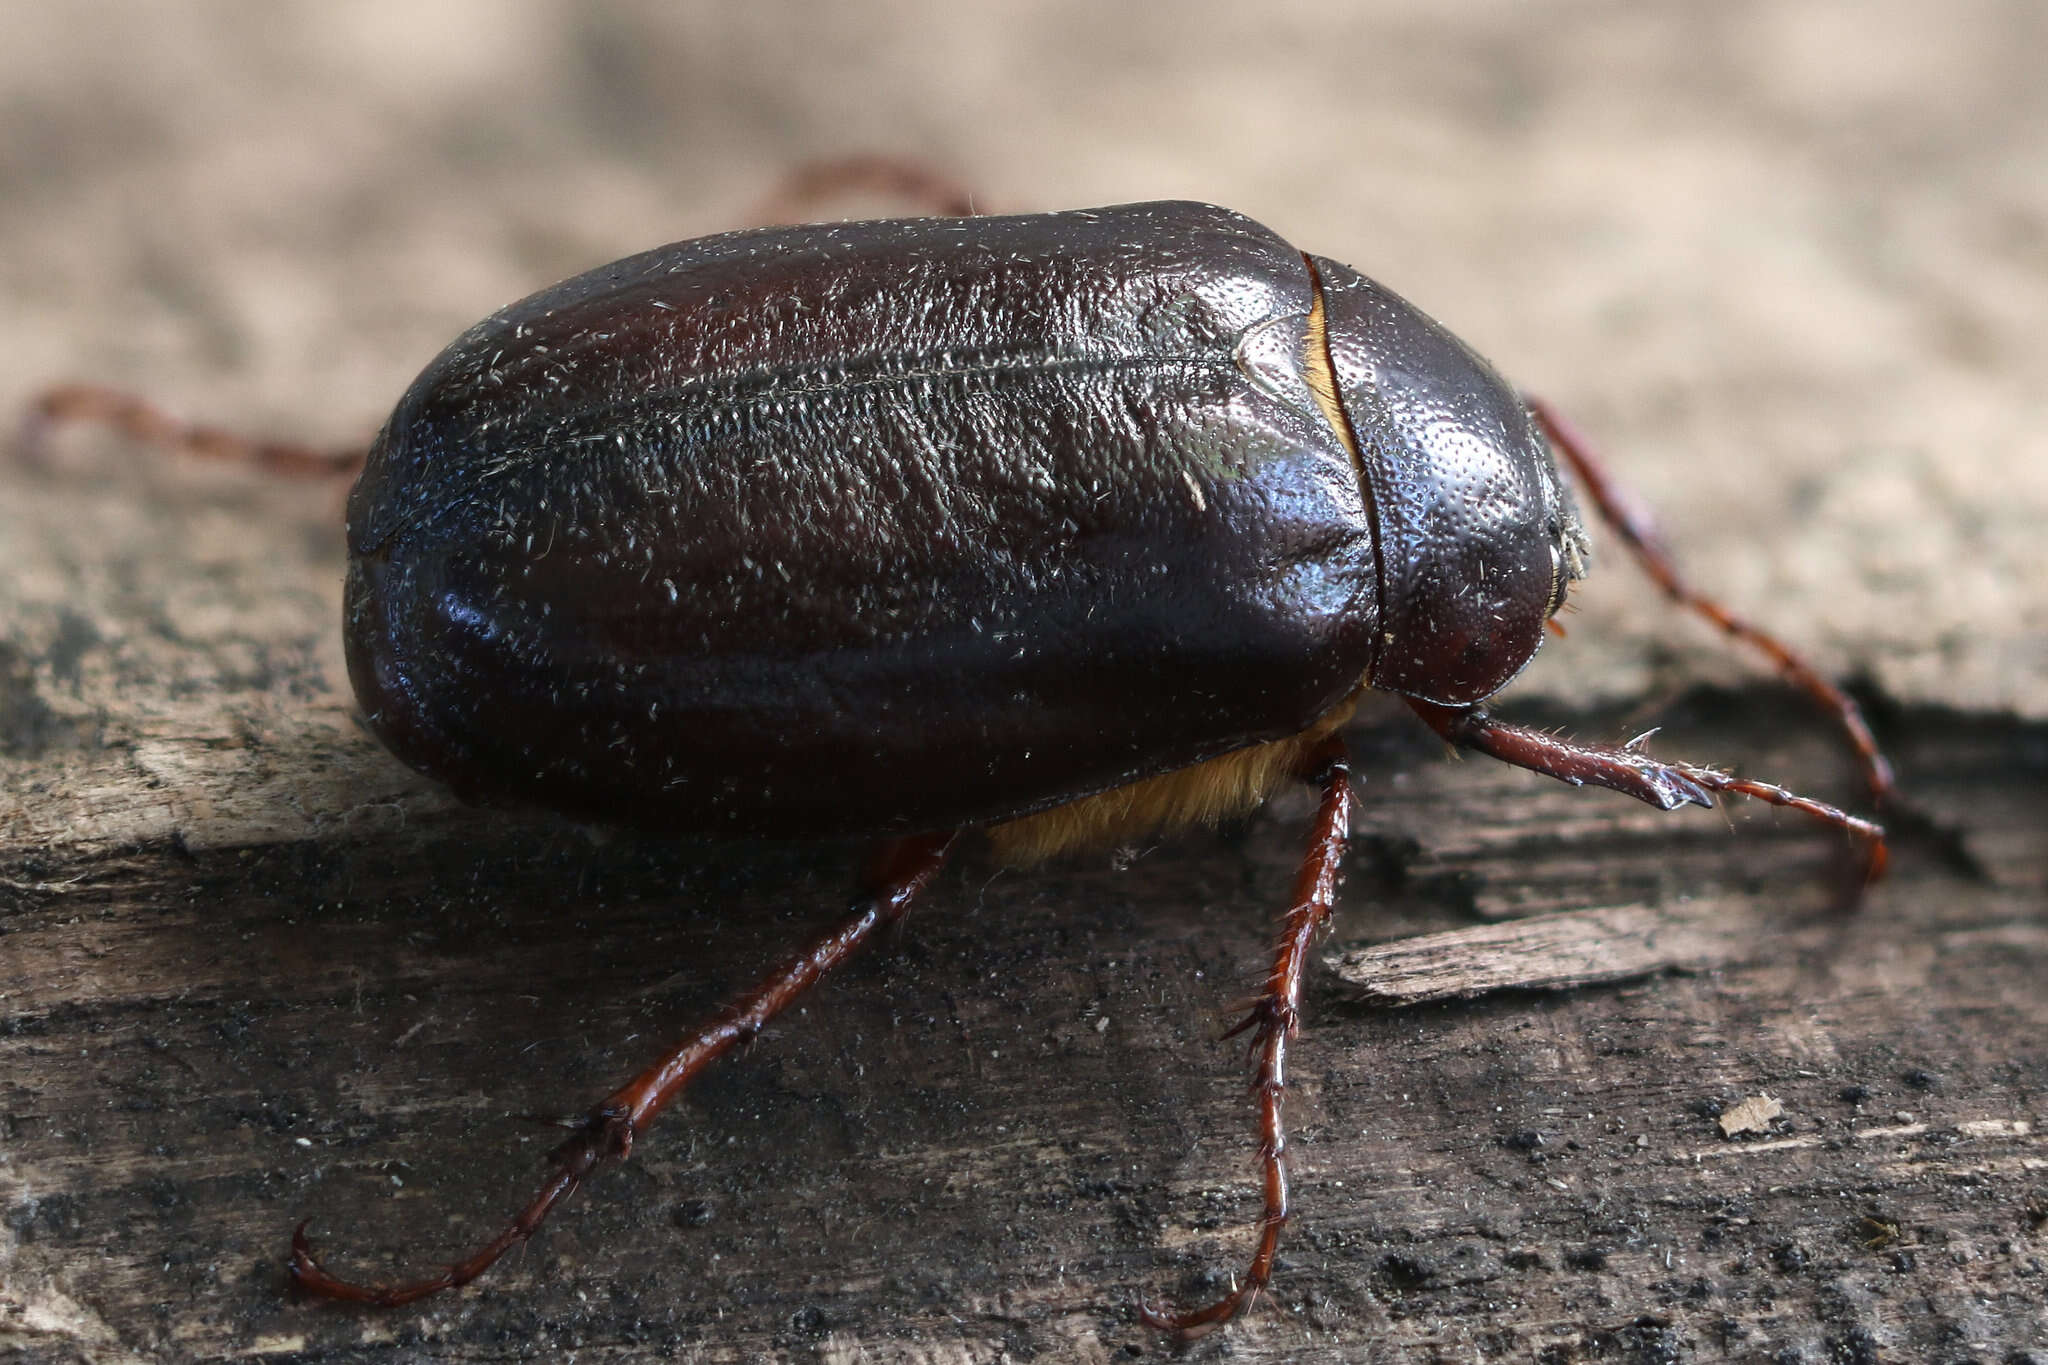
left=1311, top=258, right=1589, bottom=707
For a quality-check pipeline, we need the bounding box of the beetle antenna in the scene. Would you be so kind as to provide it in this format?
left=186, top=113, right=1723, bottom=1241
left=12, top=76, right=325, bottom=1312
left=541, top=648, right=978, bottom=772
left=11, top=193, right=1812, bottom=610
left=17, top=382, right=366, bottom=479
left=1525, top=397, right=1896, bottom=809
left=289, top=832, right=956, bottom=1307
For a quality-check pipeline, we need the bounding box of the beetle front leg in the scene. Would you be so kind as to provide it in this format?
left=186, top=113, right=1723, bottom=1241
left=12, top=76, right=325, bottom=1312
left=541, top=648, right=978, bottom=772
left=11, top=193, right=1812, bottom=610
left=1407, top=698, right=1887, bottom=881
left=1525, top=397, right=1895, bottom=809
left=1141, top=735, right=1353, bottom=1340
left=289, top=831, right=957, bottom=1307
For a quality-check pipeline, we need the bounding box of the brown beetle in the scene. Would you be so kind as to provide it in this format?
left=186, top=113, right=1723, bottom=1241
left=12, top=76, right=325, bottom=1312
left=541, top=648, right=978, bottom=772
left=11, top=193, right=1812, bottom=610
left=25, top=195, right=1889, bottom=1337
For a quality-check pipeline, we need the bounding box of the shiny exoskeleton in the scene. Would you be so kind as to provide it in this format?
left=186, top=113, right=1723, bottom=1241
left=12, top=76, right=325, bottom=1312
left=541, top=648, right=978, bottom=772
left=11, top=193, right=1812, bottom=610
left=345, top=202, right=1584, bottom=842
left=261, top=201, right=1883, bottom=1333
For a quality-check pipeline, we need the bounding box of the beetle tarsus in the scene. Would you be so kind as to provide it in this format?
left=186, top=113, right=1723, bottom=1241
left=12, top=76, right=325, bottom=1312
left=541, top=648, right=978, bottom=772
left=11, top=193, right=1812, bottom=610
left=289, top=1159, right=580, bottom=1306
left=1672, top=766, right=1889, bottom=885
left=288, top=832, right=955, bottom=1308
left=288, top=1102, right=627, bottom=1305
left=1141, top=737, right=1350, bottom=1341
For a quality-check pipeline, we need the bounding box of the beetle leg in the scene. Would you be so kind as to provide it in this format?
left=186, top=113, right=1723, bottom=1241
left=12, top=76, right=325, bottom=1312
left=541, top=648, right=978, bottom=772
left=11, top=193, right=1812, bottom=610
left=1408, top=698, right=1887, bottom=882
left=16, top=382, right=366, bottom=478
left=289, top=830, right=956, bottom=1307
left=1525, top=396, right=1895, bottom=808
left=750, top=153, right=983, bottom=225
left=1140, top=735, right=1352, bottom=1340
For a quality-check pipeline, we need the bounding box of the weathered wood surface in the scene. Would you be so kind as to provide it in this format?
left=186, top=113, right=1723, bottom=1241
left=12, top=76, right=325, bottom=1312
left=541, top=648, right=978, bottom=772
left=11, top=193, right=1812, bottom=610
left=4, top=474, right=2043, bottom=1364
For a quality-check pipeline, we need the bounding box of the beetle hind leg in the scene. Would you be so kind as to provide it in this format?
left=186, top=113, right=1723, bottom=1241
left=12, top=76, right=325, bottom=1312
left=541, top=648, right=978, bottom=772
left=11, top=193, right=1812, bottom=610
left=1140, top=736, right=1352, bottom=1340
left=16, top=382, right=366, bottom=478
left=289, top=832, right=956, bottom=1307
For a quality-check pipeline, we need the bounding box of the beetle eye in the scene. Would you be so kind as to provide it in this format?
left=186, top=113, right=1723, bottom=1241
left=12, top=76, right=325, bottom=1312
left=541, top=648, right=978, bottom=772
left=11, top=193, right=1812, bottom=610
left=1547, top=544, right=1571, bottom=616
left=1547, top=508, right=1591, bottom=618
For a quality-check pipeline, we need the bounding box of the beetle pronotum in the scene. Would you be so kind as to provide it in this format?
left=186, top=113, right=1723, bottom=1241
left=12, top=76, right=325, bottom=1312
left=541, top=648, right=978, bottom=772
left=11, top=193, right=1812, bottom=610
left=24, top=188, right=1889, bottom=1337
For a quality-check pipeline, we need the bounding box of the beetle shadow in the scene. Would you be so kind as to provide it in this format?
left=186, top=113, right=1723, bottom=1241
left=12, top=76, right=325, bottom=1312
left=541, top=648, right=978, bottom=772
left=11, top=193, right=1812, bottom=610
left=170, top=801, right=1278, bottom=1342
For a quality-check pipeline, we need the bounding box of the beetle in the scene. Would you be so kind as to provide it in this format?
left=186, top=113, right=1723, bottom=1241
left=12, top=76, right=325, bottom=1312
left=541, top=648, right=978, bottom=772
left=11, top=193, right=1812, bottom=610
left=26, top=197, right=1890, bottom=1336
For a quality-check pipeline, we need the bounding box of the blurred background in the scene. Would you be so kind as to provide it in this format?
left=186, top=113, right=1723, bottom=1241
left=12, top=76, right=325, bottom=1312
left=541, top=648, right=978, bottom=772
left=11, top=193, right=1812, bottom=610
left=5, top=0, right=2044, bottom=719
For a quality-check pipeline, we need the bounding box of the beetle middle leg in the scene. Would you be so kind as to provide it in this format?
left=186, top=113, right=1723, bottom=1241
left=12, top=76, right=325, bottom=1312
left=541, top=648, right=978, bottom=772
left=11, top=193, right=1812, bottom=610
left=289, top=831, right=956, bottom=1306
left=749, top=153, right=983, bottom=226
left=1140, top=734, right=1353, bottom=1340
